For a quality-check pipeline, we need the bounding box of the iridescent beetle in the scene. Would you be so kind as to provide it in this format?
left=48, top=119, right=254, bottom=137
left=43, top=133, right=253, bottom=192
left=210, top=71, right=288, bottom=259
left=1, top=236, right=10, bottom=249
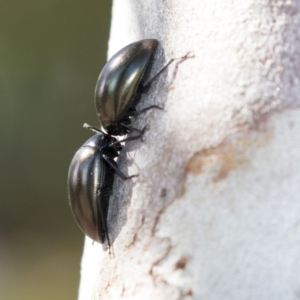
left=95, top=39, right=174, bottom=136
left=68, top=39, right=175, bottom=247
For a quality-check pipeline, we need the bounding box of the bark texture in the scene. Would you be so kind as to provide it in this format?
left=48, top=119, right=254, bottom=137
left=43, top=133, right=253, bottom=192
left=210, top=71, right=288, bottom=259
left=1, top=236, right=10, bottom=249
left=79, top=1, right=300, bottom=299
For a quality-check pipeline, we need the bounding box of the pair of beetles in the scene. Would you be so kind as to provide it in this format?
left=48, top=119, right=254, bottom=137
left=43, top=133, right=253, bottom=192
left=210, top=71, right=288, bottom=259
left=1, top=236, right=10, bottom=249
left=68, top=39, right=176, bottom=248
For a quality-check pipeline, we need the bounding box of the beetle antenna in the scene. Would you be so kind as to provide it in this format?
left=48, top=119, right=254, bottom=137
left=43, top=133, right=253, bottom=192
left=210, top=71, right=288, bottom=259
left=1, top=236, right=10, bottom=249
left=141, top=52, right=194, bottom=93
left=83, top=123, right=106, bottom=135
left=141, top=59, right=174, bottom=92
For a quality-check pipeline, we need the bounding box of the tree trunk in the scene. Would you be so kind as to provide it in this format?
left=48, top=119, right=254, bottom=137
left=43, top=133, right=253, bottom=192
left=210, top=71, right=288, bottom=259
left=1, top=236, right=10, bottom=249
left=78, top=1, right=300, bottom=299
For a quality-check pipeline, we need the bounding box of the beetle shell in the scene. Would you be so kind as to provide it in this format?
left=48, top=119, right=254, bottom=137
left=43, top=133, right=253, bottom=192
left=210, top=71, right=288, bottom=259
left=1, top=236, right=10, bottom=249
left=95, top=39, right=158, bottom=130
left=68, top=134, right=116, bottom=243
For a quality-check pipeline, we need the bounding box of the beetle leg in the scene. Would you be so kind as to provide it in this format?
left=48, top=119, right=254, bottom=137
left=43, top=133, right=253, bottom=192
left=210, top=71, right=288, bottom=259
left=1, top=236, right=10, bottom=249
left=96, top=189, right=111, bottom=253
left=141, top=52, right=194, bottom=93
left=135, top=105, right=164, bottom=116
left=110, top=134, right=142, bottom=145
left=140, top=59, right=174, bottom=93
left=103, top=155, right=137, bottom=180
left=107, top=126, right=147, bottom=147
left=98, top=128, right=146, bottom=150
left=96, top=188, right=111, bottom=250
left=119, top=123, right=143, bottom=134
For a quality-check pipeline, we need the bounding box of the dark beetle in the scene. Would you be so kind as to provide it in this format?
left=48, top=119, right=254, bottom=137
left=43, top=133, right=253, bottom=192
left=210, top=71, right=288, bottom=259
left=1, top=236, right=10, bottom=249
left=68, top=129, right=135, bottom=245
left=68, top=39, right=176, bottom=246
left=95, top=39, right=173, bottom=136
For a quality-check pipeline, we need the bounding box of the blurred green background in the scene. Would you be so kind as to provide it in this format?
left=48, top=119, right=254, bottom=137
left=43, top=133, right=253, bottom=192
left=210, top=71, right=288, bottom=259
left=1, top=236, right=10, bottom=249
left=0, top=1, right=111, bottom=299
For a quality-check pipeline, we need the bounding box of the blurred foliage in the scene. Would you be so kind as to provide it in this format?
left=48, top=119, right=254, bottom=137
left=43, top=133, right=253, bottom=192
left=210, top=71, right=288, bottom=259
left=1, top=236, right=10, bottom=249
left=0, top=1, right=111, bottom=299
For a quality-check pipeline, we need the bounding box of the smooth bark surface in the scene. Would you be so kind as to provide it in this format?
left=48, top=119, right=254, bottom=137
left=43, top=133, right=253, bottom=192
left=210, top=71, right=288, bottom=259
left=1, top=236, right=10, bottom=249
left=79, top=1, right=300, bottom=299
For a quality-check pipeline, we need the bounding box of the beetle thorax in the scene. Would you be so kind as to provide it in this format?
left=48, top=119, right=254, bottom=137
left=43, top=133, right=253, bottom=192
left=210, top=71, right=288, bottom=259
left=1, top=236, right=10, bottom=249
left=106, top=123, right=130, bottom=136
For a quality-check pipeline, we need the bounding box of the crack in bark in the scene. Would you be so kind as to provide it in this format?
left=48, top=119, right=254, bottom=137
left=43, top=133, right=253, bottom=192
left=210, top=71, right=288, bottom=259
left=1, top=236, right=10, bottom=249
left=149, top=238, right=172, bottom=278
left=126, top=215, right=146, bottom=248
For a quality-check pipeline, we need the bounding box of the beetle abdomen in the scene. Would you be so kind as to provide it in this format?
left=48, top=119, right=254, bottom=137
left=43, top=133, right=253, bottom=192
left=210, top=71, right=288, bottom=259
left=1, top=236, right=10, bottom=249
left=68, top=135, right=115, bottom=243
left=95, top=39, right=158, bottom=126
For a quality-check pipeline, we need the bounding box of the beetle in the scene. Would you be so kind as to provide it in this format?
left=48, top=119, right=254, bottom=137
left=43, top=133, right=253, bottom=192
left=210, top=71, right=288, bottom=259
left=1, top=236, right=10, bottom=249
left=95, top=39, right=174, bottom=136
left=68, top=127, right=138, bottom=246
left=68, top=39, right=183, bottom=246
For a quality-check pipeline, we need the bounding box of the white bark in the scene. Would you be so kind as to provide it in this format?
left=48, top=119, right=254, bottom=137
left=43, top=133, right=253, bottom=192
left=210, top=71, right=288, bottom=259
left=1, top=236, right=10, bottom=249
left=78, top=1, right=300, bottom=299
